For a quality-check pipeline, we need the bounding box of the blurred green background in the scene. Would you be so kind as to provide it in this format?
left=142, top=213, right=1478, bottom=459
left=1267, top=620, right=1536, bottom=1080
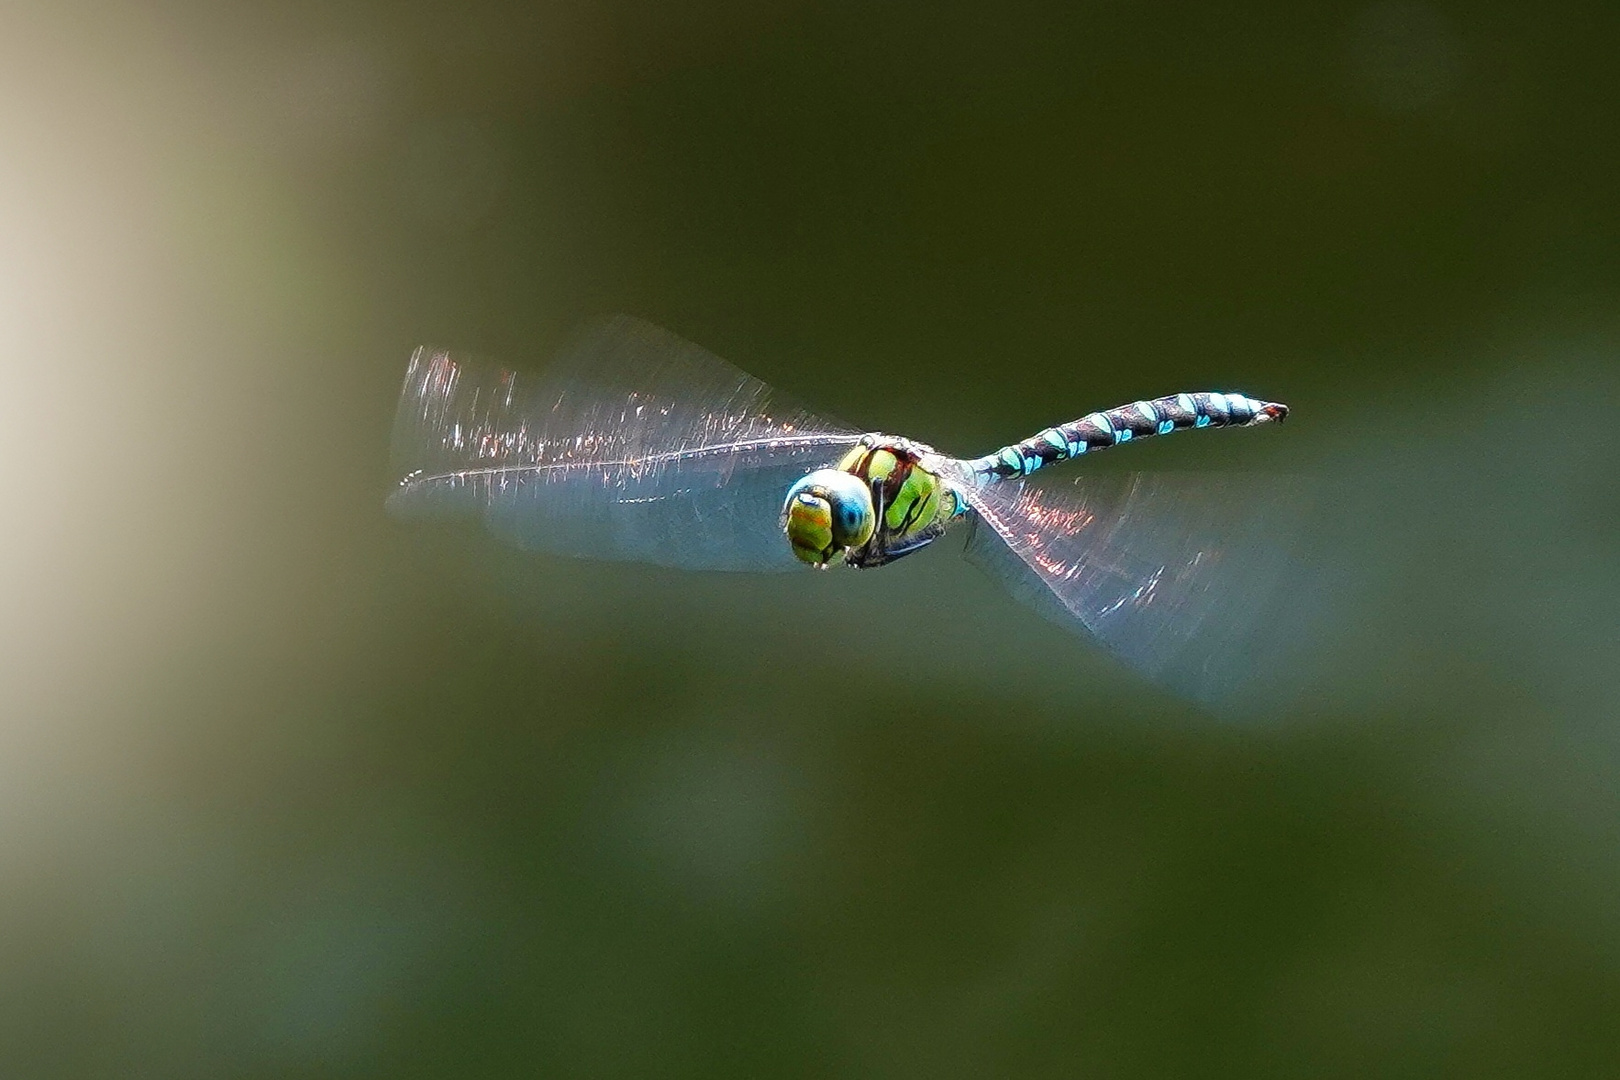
left=1, top=1, right=1617, bottom=1076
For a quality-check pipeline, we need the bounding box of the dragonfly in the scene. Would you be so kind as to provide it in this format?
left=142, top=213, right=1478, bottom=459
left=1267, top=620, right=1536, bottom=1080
left=389, top=315, right=1301, bottom=706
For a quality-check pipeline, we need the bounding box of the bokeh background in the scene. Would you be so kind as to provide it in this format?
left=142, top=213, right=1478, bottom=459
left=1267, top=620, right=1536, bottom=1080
left=1, top=1, right=1617, bottom=1076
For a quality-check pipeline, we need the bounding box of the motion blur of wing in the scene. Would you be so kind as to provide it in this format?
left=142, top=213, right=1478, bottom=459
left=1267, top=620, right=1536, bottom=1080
left=962, top=469, right=1330, bottom=711
left=388, top=315, right=862, bottom=571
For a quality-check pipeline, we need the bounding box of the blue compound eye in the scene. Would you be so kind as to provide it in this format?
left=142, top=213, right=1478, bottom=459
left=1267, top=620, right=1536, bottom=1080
left=784, top=468, right=874, bottom=551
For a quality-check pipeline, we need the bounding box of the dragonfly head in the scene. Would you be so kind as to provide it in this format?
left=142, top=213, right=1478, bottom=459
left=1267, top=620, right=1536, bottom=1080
left=783, top=469, right=875, bottom=567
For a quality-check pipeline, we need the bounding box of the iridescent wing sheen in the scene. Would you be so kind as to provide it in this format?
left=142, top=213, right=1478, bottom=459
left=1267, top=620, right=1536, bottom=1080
left=388, top=315, right=862, bottom=571
left=957, top=468, right=1317, bottom=708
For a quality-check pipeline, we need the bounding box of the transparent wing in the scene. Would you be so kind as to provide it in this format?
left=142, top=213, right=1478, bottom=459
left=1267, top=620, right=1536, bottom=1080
left=388, top=315, right=862, bottom=571
left=958, top=468, right=1321, bottom=708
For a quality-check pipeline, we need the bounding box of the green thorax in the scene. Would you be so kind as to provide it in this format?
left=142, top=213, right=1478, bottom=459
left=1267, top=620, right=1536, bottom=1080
left=835, top=436, right=965, bottom=557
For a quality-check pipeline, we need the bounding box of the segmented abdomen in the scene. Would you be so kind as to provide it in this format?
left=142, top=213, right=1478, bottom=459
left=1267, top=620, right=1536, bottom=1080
left=968, top=392, right=1287, bottom=481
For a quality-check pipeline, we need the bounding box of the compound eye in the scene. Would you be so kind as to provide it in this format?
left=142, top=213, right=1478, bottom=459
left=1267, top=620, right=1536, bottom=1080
left=784, top=468, right=875, bottom=554
left=827, top=490, right=874, bottom=549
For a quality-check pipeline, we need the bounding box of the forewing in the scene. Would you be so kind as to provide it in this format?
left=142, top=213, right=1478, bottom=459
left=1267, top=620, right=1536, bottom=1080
left=388, top=315, right=862, bottom=571
left=960, top=469, right=1318, bottom=708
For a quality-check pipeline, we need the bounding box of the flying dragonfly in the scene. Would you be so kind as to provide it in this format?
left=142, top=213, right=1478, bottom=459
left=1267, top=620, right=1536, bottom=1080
left=389, top=315, right=1303, bottom=706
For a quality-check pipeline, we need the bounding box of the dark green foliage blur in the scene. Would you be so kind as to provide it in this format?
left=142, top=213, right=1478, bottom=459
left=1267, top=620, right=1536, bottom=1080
left=1, top=0, right=1617, bottom=1076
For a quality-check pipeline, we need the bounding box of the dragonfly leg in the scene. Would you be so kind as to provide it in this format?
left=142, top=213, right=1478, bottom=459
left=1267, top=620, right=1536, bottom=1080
left=846, top=475, right=890, bottom=568
left=845, top=519, right=949, bottom=568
